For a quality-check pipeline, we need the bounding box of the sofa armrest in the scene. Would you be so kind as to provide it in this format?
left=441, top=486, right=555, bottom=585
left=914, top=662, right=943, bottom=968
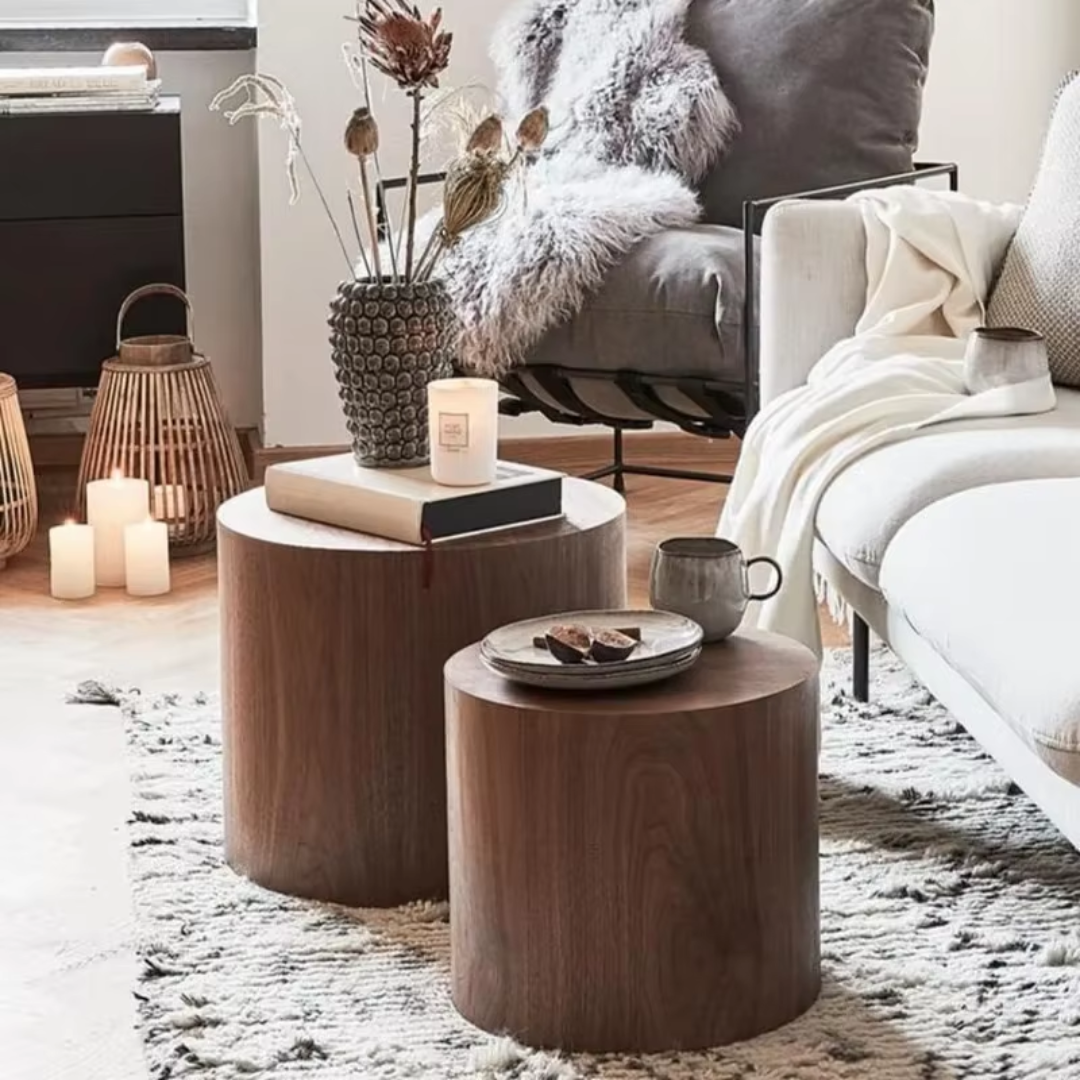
left=759, top=200, right=868, bottom=406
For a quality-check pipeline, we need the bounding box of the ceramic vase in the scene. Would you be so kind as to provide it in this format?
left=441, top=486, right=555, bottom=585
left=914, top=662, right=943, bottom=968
left=329, top=280, right=456, bottom=469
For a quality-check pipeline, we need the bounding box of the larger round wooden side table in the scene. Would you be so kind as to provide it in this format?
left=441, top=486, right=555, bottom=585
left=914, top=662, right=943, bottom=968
left=445, top=631, right=821, bottom=1053
left=218, top=478, right=625, bottom=908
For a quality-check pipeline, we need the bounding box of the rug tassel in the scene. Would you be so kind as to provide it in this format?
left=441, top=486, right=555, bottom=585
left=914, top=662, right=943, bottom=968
left=66, top=679, right=125, bottom=707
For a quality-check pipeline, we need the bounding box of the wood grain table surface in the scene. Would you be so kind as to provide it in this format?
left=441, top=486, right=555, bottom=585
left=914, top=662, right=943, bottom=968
left=217, top=479, right=627, bottom=907
left=445, top=631, right=822, bottom=1053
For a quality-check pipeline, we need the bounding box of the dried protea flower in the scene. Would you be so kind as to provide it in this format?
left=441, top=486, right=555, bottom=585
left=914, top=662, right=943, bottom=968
left=466, top=114, right=503, bottom=155
left=442, top=153, right=508, bottom=243
left=345, top=106, right=380, bottom=157
left=516, top=106, right=549, bottom=152
left=358, top=0, right=452, bottom=91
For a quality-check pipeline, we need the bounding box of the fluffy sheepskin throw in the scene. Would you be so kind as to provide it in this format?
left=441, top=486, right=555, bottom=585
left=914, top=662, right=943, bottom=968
left=441, top=0, right=737, bottom=378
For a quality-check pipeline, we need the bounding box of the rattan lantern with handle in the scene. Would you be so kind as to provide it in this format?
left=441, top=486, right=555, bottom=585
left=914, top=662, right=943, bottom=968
left=0, top=373, right=38, bottom=569
left=77, top=284, right=248, bottom=556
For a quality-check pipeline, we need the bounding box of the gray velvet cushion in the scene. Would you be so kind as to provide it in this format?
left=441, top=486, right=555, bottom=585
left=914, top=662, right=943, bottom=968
left=988, top=75, right=1080, bottom=388
left=526, top=224, right=750, bottom=384
left=689, top=0, right=934, bottom=228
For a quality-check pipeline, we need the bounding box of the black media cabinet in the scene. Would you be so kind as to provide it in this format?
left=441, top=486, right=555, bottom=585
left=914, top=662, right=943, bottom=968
left=0, top=96, right=186, bottom=390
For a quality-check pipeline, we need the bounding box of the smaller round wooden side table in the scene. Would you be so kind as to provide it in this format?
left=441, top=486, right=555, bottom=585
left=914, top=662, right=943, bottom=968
left=445, top=631, right=821, bottom=1054
left=218, top=478, right=625, bottom=908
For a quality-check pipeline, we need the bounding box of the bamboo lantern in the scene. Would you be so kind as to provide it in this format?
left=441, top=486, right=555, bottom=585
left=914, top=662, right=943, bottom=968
left=77, top=285, right=248, bottom=556
left=0, top=373, right=38, bottom=569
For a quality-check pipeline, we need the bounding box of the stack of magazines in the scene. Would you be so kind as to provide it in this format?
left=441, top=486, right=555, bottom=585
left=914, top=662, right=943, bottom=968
left=0, top=66, right=161, bottom=116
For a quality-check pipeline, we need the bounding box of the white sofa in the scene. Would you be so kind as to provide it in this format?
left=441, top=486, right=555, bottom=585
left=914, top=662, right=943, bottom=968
left=761, top=198, right=1080, bottom=849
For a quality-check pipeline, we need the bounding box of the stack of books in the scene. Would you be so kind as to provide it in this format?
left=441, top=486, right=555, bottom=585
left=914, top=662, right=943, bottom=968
left=0, top=66, right=161, bottom=116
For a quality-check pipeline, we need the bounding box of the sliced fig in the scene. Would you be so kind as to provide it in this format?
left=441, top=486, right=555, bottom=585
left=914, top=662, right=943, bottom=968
left=545, top=624, right=592, bottom=664
left=590, top=629, right=639, bottom=664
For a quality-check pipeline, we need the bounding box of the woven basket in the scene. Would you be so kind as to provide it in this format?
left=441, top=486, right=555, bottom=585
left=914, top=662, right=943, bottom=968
left=329, top=280, right=455, bottom=468
left=77, top=285, right=248, bottom=555
left=0, top=373, right=37, bottom=569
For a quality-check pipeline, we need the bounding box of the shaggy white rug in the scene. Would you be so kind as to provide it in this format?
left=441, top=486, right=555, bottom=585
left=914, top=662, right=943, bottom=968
left=103, top=650, right=1080, bottom=1079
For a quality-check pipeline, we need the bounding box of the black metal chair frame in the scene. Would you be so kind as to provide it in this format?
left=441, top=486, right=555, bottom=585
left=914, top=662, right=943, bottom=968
left=382, top=163, right=959, bottom=493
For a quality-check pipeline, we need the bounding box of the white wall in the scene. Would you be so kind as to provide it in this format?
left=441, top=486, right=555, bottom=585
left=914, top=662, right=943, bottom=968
left=920, top=0, right=1080, bottom=204
left=16, top=49, right=262, bottom=428
left=257, top=0, right=1080, bottom=447
left=161, top=50, right=263, bottom=429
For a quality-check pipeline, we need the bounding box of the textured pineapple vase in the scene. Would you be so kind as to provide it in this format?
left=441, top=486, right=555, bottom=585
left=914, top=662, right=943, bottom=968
left=330, top=280, right=455, bottom=469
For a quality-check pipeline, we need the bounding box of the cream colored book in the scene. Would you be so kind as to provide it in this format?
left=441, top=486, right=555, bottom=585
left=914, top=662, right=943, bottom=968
left=265, top=455, right=564, bottom=545
left=0, top=66, right=148, bottom=97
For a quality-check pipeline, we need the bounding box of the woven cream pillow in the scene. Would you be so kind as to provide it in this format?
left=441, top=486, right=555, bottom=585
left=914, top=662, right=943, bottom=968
left=988, top=73, right=1080, bottom=387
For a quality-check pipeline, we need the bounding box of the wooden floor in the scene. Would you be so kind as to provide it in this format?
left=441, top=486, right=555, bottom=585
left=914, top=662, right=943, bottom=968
left=4, top=434, right=847, bottom=645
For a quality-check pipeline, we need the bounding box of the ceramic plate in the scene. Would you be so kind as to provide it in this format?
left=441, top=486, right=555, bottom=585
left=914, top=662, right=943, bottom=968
left=482, top=646, right=702, bottom=692
left=480, top=609, right=704, bottom=675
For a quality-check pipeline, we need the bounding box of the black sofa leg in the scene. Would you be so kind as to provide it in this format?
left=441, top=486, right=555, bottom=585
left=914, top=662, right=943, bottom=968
left=852, top=613, right=870, bottom=703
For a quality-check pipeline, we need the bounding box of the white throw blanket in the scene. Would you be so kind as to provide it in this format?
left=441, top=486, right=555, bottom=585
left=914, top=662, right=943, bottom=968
left=718, top=187, right=1056, bottom=655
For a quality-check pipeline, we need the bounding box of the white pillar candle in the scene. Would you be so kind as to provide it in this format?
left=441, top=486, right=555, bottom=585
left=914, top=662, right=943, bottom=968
left=428, top=378, right=500, bottom=487
left=85, top=471, right=150, bottom=587
left=124, top=519, right=171, bottom=597
left=153, top=484, right=187, bottom=523
left=49, top=521, right=95, bottom=601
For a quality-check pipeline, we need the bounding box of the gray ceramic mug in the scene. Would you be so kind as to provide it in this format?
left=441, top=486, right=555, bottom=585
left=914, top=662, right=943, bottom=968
left=649, top=538, right=783, bottom=643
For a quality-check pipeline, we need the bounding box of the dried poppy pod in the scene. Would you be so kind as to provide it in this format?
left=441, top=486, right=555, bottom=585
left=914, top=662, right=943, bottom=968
left=345, top=106, right=380, bottom=157
left=467, top=114, right=504, bottom=155
left=516, top=106, right=550, bottom=152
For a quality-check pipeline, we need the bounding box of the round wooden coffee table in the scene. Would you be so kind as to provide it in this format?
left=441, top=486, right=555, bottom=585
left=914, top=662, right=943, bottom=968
left=445, top=631, right=820, bottom=1053
left=218, top=478, right=625, bottom=908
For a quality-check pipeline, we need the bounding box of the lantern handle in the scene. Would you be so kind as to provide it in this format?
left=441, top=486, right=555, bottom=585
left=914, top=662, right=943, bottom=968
left=117, top=284, right=195, bottom=350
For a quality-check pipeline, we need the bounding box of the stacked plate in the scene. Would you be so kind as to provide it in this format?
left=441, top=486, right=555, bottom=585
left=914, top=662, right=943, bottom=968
left=480, top=609, right=704, bottom=691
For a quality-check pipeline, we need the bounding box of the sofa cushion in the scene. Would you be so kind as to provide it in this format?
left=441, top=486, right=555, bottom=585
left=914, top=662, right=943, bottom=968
left=879, top=479, right=1080, bottom=784
left=815, top=387, right=1080, bottom=589
left=988, top=75, right=1080, bottom=387
left=526, top=224, right=750, bottom=384
left=687, top=0, right=934, bottom=228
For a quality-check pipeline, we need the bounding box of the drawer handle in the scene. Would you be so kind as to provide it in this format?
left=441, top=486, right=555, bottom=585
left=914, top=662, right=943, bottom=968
left=117, top=283, right=194, bottom=349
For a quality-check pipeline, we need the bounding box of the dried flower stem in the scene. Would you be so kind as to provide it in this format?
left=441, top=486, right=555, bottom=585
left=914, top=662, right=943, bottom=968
left=414, top=225, right=445, bottom=281
left=355, top=39, right=400, bottom=282
left=297, top=142, right=357, bottom=280
left=356, top=159, right=383, bottom=280
left=347, top=190, right=375, bottom=278
left=376, top=180, right=399, bottom=283
left=405, top=88, right=423, bottom=281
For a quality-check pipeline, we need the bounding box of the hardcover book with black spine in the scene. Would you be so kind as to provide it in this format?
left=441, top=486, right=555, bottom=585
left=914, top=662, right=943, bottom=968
left=265, top=454, right=564, bottom=545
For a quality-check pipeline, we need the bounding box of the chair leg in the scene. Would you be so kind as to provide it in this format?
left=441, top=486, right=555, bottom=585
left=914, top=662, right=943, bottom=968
left=852, top=613, right=870, bottom=703
left=611, top=427, right=626, bottom=495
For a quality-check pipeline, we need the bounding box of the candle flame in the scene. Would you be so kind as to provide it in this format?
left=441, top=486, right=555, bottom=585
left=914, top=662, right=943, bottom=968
left=110, top=468, right=125, bottom=481
left=64, top=517, right=76, bottom=527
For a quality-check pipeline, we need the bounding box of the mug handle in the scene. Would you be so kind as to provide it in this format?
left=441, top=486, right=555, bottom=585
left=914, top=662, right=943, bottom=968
left=746, top=556, right=783, bottom=602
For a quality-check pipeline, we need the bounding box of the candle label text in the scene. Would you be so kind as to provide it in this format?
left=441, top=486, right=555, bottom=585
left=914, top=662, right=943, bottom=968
left=438, top=412, right=471, bottom=451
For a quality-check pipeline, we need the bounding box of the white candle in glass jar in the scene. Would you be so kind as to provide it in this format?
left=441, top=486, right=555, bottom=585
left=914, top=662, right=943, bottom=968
left=124, top=519, right=171, bottom=597
left=153, top=484, right=187, bottom=523
left=428, top=378, right=499, bottom=487
left=85, top=471, right=150, bottom=587
left=49, top=521, right=96, bottom=601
